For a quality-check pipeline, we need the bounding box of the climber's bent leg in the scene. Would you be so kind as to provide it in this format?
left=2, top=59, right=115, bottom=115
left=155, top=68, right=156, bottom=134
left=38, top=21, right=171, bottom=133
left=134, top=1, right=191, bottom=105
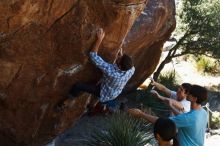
left=68, top=83, right=100, bottom=99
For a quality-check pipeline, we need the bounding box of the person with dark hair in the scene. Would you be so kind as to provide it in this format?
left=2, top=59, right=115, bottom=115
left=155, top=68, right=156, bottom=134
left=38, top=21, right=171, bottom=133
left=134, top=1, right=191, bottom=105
left=117, top=54, right=133, bottom=71
left=128, top=84, right=208, bottom=146
left=154, top=118, right=179, bottom=146
left=56, top=28, right=135, bottom=113
left=150, top=79, right=191, bottom=115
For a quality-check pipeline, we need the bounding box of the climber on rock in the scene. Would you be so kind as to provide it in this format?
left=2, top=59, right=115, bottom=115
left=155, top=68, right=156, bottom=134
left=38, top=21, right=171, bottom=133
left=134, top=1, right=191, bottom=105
left=55, top=28, right=135, bottom=114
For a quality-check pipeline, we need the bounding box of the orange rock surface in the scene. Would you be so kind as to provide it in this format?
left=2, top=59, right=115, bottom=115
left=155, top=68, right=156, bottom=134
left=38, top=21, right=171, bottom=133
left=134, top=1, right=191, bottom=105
left=0, top=0, right=175, bottom=145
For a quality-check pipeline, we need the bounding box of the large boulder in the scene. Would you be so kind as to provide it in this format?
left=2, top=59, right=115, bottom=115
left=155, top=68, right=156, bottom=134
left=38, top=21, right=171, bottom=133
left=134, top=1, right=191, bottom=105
left=0, top=0, right=175, bottom=145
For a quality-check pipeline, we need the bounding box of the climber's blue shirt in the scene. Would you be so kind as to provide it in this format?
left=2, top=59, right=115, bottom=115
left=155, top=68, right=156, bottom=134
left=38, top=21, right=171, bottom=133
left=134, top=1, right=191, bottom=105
left=170, top=108, right=208, bottom=146
left=90, top=52, right=135, bottom=102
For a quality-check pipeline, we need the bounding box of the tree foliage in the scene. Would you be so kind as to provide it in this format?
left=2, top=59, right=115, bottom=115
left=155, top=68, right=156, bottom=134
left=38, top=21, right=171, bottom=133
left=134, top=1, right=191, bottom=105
left=176, top=0, right=220, bottom=57
left=153, top=0, right=220, bottom=80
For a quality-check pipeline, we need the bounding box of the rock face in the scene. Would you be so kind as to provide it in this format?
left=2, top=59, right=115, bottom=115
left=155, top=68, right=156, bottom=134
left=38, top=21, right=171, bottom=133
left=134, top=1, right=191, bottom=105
left=0, top=0, right=175, bottom=145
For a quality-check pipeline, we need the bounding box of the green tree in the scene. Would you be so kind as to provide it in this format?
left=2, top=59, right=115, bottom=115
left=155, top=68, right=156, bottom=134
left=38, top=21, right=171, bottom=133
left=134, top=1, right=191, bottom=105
left=153, top=0, right=220, bottom=80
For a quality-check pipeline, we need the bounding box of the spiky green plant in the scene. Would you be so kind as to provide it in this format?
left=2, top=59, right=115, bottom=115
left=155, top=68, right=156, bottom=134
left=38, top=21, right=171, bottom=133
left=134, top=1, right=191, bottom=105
left=127, top=71, right=179, bottom=117
left=195, top=55, right=220, bottom=75
left=158, top=71, right=179, bottom=90
left=84, top=112, right=153, bottom=146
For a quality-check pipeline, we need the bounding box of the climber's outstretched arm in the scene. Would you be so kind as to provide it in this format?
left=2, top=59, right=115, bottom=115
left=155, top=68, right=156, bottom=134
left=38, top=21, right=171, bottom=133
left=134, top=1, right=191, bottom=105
left=90, top=28, right=105, bottom=53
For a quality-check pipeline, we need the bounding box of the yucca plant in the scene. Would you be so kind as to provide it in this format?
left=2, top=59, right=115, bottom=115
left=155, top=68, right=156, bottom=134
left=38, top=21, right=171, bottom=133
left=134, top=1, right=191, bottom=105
left=127, top=89, right=170, bottom=117
left=130, top=71, right=179, bottom=117
left=196, top=55, right=219, bottom=75
left=158, top=71, right=179, bottom=91
left=84, top=112, right=153, bottom=146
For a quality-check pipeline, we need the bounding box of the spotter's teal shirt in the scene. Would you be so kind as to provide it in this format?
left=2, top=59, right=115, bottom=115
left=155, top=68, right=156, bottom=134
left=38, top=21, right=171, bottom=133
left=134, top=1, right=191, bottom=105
left=170, top=108, right=208, bottom=146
